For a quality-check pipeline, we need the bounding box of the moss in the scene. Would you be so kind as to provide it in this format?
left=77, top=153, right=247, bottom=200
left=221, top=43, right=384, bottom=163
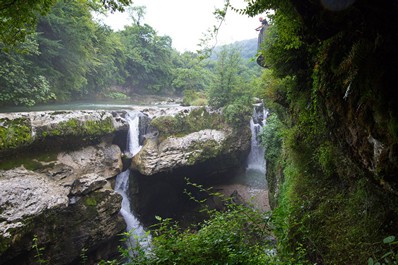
left=186, top=140, right=221, bottom=164
left=0, top=236, right=11, bottom=255
left=84, top=197, right=97, bottom=207
left=40, top=117, right=115, bottom=139
left=150, top=107, right=224, bottom=140
left=0, top=117, right=33, bottom=151
left=0, top=151, right=58, bottom=170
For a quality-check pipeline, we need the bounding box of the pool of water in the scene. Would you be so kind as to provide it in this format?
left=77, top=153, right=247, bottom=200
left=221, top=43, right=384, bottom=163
left=0, top=100, right=181, bottom=113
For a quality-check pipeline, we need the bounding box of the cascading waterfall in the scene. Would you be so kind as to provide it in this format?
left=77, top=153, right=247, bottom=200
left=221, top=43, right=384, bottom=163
left=246, top=103, right=268, bottom=174
left=218, top=101, right=269, bottom=211
left=126, top=114, right=142, bottom=157
left=247, top=119, right=266, bottom=172
left=114, top=111, right=149, bottom=249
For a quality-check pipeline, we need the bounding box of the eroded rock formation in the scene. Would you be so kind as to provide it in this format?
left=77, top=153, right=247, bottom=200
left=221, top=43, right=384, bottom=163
left=0, top=142, right=125, bottom=265
left=132, top=107, right=251, bottom=176
left=0, top=107, right=251, bottom=264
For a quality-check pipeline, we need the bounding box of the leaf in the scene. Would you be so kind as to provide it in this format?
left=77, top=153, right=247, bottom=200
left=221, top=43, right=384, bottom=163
left=381, top=251, right=394, bottom=259
left=383, top=236, right=396, bottom=244
left=368, top=257, right=374, bottom=265
left=155, top=215, right=162, bottom=221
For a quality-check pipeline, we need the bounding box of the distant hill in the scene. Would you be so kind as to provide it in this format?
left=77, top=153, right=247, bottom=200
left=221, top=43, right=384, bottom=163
left=210, top=38, right=258, bottom=61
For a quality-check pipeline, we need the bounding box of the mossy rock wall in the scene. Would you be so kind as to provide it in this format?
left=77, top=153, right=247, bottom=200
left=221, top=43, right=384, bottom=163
left=0, top=110, right=129, bottom=159
left=132, top=107, right=251, bottom=176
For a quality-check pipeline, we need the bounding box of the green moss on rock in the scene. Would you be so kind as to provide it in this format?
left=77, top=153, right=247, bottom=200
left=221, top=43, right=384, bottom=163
left=0, top=151, right=58, bottom=170
left=84, top=197, right=97, bottom=206
left=187, top=139, right=221, bottom=164
left=0, top=118, right=33, bottom=151
left=40, top=117, right=115, bottom=138
left=150, top=107, right=224, bottom=140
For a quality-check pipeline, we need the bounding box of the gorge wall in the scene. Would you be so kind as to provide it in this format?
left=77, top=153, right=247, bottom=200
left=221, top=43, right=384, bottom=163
left=0, top=106, right=251, bottom=264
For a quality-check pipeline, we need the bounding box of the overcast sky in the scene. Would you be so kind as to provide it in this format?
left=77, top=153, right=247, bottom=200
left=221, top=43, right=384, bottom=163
left=100, top=0, right=265, bottom=52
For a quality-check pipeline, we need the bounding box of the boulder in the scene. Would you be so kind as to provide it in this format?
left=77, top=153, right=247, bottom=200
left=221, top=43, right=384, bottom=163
left=0, top=110, right=129, bottom=157
left=132, top=128, right=247, bottom=175
left=131, top=107, right=251, bottom=177
left=0, top=143, right=125, bottom=265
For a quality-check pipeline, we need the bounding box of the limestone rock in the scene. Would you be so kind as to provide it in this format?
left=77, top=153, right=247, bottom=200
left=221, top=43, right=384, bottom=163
left=132, top=128, right=250, bottom=176
left=0, top=168, right=68, bottom=235
left=0, top=143, right=125, bottom=265
left=0, top=110, right=129, bottom=156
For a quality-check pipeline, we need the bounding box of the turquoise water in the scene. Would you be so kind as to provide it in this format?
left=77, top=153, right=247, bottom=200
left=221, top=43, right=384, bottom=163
left=0, top=100, right=180, bottom=113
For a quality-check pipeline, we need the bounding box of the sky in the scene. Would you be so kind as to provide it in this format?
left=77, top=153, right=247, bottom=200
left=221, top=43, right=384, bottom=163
left=100, top=0, right=266, bottom=52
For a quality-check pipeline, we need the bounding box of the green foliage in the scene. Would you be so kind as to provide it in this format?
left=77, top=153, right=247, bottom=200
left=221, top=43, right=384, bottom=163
left=32, top=235, right=48, bottom=265
left=145, top=205, right=274, bottom=265
left=0, top=0, right=132, bottom=48
left=105, top=182, right=279, bottom=265
left=0, top=38, right=55, bottom=106
left=259, top=113, right=283, bottom=161
left=207, top=47, right=243, bottom=108
left=222, top=101, right=251, bottom=128
left=182, top=90, right=207, bottom=106
left=80, top=247, right=88, bottom=265
left=104, top=91, right=129, bottom=100
left=0, top=0, right=56, bottom=47
left=171, top=51, right=213, bottom=95
left=84, top=197, right=97, bottom=206
left=244, top=1, right=398, bottom=264
left=369, top=236, right=398, bottom=265
left=118, top=23, right=173, bottom=94
left=39, top=117, right=114, bottom=139
left=33, top=0, right=98, bottom=99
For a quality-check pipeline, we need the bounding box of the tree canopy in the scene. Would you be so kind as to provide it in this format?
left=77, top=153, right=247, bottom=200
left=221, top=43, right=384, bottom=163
left=0, top=0, right=132, bottom=47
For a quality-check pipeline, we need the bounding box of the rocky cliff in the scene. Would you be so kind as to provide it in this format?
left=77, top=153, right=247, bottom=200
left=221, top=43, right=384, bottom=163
left=132, top=107, right=251, bottom=176
left=0, top=110, right=130, bottom=264
left=0, top=107, right=251, bottom=264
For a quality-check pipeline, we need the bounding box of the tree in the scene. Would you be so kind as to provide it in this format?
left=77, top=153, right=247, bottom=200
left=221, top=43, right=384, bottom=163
left=31, top=0, right=101, bottom=100
left=85, top=24, right=126, bottom=96
left=207, top=47, right=243, bottom=108
left=118, top=23, right=174, bottom=94
left=0, top=37, right=54, bottom=106
left=0, top=0, right=132, bottom=48
left=171, top=51, right=213, bottom=95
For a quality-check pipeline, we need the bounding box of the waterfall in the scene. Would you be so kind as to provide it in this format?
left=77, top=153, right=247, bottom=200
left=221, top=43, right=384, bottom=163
left=115, top=111, right=149, bottom=250
left=246, top=103, right=268, bottom=173
left=126, top=114, right=142, bottom=156
left=246, top=119, right=266, bottom=173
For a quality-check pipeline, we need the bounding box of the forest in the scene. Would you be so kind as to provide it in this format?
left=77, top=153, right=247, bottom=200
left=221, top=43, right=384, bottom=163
left=0, top=0, right=260, bottom=109
left=1, top=0, right=398, bottom=264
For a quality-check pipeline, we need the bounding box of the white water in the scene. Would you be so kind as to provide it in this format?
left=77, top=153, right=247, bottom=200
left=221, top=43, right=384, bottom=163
left=115, top=111, right=150, bottom=249
left=126, top=113, right=142, bottom=156
left=247, top=118, right=266, bottom=173
left=247, top=106, right=268, bottom=174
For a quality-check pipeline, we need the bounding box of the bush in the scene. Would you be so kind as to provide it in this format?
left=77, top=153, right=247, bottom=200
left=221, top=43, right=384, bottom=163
left=109, top=182, right=279, bottom=265
left=104, top=92, right=129, bottom=100
left=182, top=90, right=208, bottom=106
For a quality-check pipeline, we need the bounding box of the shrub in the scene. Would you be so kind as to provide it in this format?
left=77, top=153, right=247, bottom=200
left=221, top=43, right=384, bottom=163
left=105, top=92, right=129, bottom=100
